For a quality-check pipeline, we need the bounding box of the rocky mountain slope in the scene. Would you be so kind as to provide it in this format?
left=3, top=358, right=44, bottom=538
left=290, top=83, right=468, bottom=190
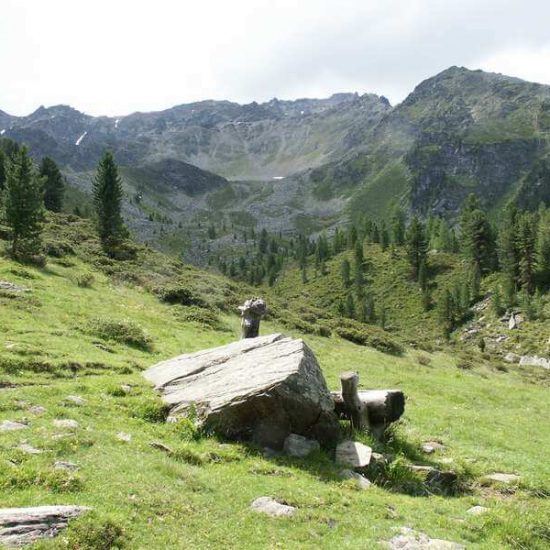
left=3, top=67, right=550, bottom=260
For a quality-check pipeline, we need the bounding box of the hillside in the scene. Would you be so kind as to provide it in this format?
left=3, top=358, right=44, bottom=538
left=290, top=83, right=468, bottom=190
left=0, top=215, right=549, bottom=548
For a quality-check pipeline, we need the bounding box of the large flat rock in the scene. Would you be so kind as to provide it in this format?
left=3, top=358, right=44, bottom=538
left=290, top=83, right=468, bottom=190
left=143, top=333, right=339, bottom=448
left=0, top=505, right=89, bottom=547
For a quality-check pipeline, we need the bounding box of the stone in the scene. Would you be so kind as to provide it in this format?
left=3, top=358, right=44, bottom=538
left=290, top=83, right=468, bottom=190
left=53, top=419, right=79, bottom=429
left=519, top=355, right=550, bottom=370
left=335, top=441, right=372, bottom=469
left=116, top=432, right=132, bottom=442
left=409, top=466, right=458, bottom=493
left=64, top=395, right=86, bottom=406
left=0, top=281, right=30, bottom=292
left=29, top=405, right=46, bottom=415
left=0, top=420, right=28, bottom=432
left=508, top=314, right=519, bottom=330
left=467, top=505, right=489, bottom=515
left=283, top=433, right=320, bottom=458
left=386, top=527, right=465, bottom=549
left=495, top=335, right=507, bottom=343
left=143, top=333, right=339, bottom=449
left=0, top=505, right=89, bottom=547
left=120, top=384, right=132, bottom=393
left=250, top=497, right=295, bottom=517
left=18, top=443, right=43, bottom=455
left=339, top=469, right=372, bottom=490
left=482, top=472, right=520, bottom=484
left=504, top=353, right=519, bottom=364
left=54, top=461, right=79, bottom=472
left=239, top=297, right=267, bottom=339
left=422, top=441, right=445, bottom=454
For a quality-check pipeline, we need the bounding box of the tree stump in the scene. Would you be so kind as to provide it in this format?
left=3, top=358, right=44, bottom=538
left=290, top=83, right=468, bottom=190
left=238, top=297, right=267, bottom=339
left=332, top=372, right=405, bottom=439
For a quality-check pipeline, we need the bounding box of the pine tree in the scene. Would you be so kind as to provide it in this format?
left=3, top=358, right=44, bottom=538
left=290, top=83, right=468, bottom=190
left=353, top=240, right=365, bottom=291
left=516, top=211, right=537, bottom=293
left=460, top=194, right=495, bottom=272
left=4, top=147, right=45, bottom=259
left=405, top=216, right=428, bottom=279
left=92, top=151, right=128, bottom=256
left=345, top=293, right=355, bottom=318
left=536, top=205, right=550, bottom=286
left=380, top=221, right=389, bottom=251
left=340, top=259, right=351, bottom=288
left=390, top=207, right=406, bottom=245
left=498, top=203, right=519, bottom=292
left=39, top=157, right=64, bottom=212
left=438, top=289, right=454, bottom=339
left=418, top=261, right=428, bottom=291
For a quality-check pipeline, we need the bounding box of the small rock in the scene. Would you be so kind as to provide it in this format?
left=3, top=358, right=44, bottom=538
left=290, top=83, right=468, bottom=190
left=53, top=419, right=79, bottom=429
left=467, top=505, right=489, bottom=515
left=150, top=441, right=173, bottom=454
left=250, top=497, right=295, bottom=517
left=0, top=281, right=30, bottom=292
left=116, top=432, right=132, bottom=442
left=422, top=441, right=445, bottom=454
left=504, top=353, right=519, bottom=364
left=29, top=405, right=47, bottom=415
left=65, top=395, right=86, bottom=406
left=508, top=314, right=518, bottom=330
left=18, top=443, right=43, bottom=455
left=483, top=472, right=520, bottom=484
left=54, top=461, right=79, bottom=472
left=335, top=441, right=372, bottom=469
left=283, top=433, right=320, bottom=458
left=386, top=527, right=465, bottom=549
left=339, top=469, right=372, bottom=490
left=495, top=335, right=507, bottom=344
left=370, top=452, right=387, bottom=467
left=120, top=384, right=132, bottom=393
left=0, top=420, right=28, bottom=432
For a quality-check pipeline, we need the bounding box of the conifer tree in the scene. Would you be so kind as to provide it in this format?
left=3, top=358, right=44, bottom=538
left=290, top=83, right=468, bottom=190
left=345, top=293, right=355, bottom=318
left=92, top=151, right=128, bottom=256
left=516, top=211, right=537, bottom=293
left=4, top=147, right=45, bottom=259
left=460, top=194, right=495, bottom=272
left=405, top=215, right=428, bottom=279
left=390, top=207, right=406, bottom=245
left=537, top=206, right=550, bottom=286
left=39, top=157, right=64, bottom=212
left=438, top=289, right=454, bottom=339
left=340, top=259, right=351, bottom=288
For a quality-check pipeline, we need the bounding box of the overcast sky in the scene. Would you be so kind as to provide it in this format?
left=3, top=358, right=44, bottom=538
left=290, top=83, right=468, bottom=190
left=2, top=0, right=550, bottom=117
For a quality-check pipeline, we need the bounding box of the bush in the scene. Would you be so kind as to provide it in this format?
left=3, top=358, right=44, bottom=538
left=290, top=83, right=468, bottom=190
left=44, top=239, right=75, bottom=258
left=87, top=318, right=153, bottom=351
left=153, top=284, right=205, bottom=306
left=133, top=399, right=170, bottom=423
left=63, top=514, right=125, bottom=549
left=416, top=354, right=431, bottom=366
left=333, top=319, right=403, bottom=355
left=75, top=272, right=95, bottom=288
left=177, top=306, right=220, bottom=329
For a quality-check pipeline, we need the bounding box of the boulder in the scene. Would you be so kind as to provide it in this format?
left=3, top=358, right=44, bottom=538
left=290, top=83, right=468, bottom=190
left=339, top=469, right=372, bottom=490
left=283, top=433, right=320, bottom=458
left=143, top=334, right=339, bottom=449
left=467, top=505, right=489, bottom=515
left=422, top=441, right=445, bottom=454
left=519, top=355, right=550, bottom=370
left=64, top=395, right=86, bottom=406
left=504, top=352, right=519, bottom=364
left=250, top=497, right=295, bottom=517
left=53, top=419, right=79, bottom=429
left=0, top=505, right=89, bottom=547
left=335, top=441, right=372, bottom=469
left=0, top=420, right=28, bottom=432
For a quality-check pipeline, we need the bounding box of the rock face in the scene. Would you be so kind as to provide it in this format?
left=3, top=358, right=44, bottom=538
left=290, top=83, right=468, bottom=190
left=143, top=334, right=340, bottom=448
left=0, top=505, right=89, bottom=547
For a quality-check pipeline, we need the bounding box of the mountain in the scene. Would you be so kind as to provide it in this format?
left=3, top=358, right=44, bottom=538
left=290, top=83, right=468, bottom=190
left=3, top=67, right=550, bottom=261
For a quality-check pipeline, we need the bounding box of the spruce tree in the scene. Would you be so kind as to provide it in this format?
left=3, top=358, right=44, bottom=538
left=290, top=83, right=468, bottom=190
left=460, top=194, right=495, bottom=272
left=4, top=147, right=45, bottom=259
left=405, top=216, right=428, bottom=279
left=39, top=157, right=64, bottom=212
left=92, top=151, right=128, bottom=256
left=516, top=211, right=537, bottom=293
left=341, top=259, right=351, bottom=288
left=537, top=206, right=550, bottom=286
left=438, top=289, right=454, bottom=339
left=390, top=207, right=406, bottom=245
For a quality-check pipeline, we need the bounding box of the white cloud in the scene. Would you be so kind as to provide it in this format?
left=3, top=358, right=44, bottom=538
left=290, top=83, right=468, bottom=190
left=1, top=0, right=550, bottom=116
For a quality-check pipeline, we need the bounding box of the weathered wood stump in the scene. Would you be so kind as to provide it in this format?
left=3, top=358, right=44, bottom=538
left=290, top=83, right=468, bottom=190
left=238, top=297, right=267, bottom=339
left=0, top=505, right=90, bottom=547
left=332, top=371, right=405, bottom=439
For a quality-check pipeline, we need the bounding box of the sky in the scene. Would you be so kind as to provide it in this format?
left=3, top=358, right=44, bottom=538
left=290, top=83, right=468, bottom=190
left=2, top=0, right=550, bottom=117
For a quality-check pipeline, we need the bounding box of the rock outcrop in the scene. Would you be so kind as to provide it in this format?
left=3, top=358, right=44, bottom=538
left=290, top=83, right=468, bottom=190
left=143, top=333, right=340, bottom=448
left=0, top=506, right=89, bottom=547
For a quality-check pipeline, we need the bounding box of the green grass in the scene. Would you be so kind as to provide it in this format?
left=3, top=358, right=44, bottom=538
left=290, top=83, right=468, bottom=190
left=0, top=216, right=549, bottom=549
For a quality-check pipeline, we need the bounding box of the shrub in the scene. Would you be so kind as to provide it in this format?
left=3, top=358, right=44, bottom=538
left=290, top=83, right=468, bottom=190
left=133, top=399, right=170, bottom=423
left=75, top=272, right=95, bottom=288
left=153, top=284, right=205, bottom=306
left=177, top=306, right=220, bottom=329
left=316, top=324, right=332, bottom=338
left=63, top=514, right=125, bottom=549
left=416, top=354, right=431, bottom=366
left=87, top=318, right=153, bottom=351
left=333, top=319, right=403, bottom=355
left=44, top=239, right=75, bottom=258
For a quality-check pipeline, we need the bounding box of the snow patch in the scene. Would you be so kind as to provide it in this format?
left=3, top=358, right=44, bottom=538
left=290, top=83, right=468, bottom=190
left=114, top=119, right=120, bottom=128
left=75, top=131, right=87, bottom=146
left=300, top=110, right=305, bottom=115
left=272, top=176, right=285, bottom=180
left=0, top=129, right=5, bottom=135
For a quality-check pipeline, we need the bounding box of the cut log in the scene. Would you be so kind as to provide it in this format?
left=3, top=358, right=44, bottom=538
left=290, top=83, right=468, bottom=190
left=332, top=372, right=405, bottom=438
left=0, top=505, right=89, bottom=547
left=238, top=297, right=267, bottom=339
left=143, top=333, right=340, bottom=448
